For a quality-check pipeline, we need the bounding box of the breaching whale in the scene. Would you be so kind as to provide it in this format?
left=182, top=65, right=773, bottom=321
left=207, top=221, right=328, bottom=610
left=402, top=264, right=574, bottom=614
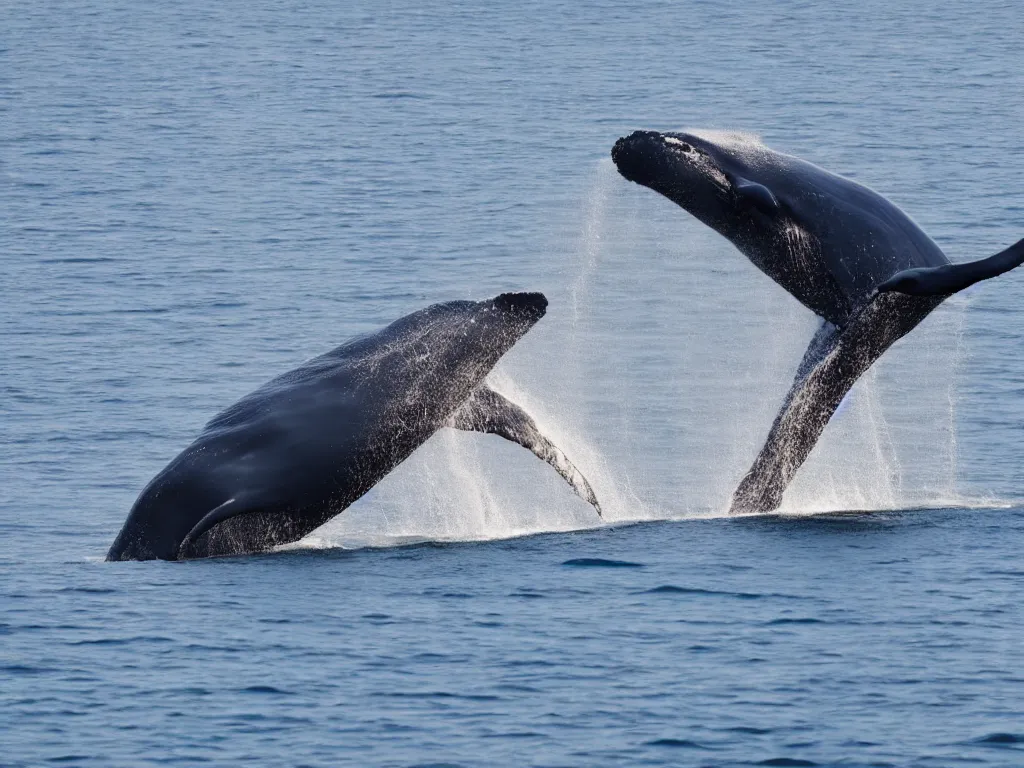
left=612, top=129, right=1024, bottom=514
left=107, top=292, right=601, bottom=561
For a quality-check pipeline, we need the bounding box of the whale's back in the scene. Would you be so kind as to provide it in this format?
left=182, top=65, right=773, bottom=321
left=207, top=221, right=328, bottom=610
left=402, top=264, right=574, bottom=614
left=764, top=153, right=949, bottom=322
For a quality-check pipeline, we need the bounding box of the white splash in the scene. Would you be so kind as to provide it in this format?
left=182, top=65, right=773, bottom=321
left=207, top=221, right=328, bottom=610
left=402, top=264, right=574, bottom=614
left=292, top=159, right=991, bottom=553
left=686, top=128, right=764, bottom=149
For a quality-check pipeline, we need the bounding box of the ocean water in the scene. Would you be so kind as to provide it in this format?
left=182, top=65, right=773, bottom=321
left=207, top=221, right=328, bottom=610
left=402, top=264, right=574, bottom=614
left=2, top=0, right=1023, bottom=765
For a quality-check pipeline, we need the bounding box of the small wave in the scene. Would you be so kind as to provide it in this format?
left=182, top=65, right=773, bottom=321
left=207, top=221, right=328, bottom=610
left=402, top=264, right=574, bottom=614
left=421, top=590, right=474, bottom=599
left=371, top=91, right=427, bottom=100
left=69, top=635, right=175, bottom=646
left=768, top=618, right=823, bottom=625
left=110, top=307, right=173, bottom=315
left=241, top=685, right=292, bottom=695
left=974, top=732, right=1023, bottom=745
left=562, top=558, right=644, bottom=568
left=67, top=638, right=129, bottom=646
left=758, top=759, right=818, bottom=767
left=2, top=664, right=53, bottom=675
left=504, top=659, right=557, bottom=668
left=481, top=731, right=543, bottom=739
left=40, top=257, right=117, bottom=264
left=642, top=585, right=761, bottom=598
left=646, top=738, right=708, bottom=749
left=377, top=691, right=500, bottom=702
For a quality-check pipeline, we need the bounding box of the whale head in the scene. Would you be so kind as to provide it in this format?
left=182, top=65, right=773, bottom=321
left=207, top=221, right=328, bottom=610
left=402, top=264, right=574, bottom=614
left=460, top=291, right=549, bottom=373
left=355, top=291, right=549, bottom=415
left=388, top=291, right=546, bottom=362
left=612, top=129, right=868, bottom=324
left=612, top=128, right=951, bottom=326
left=612, top=129, right=787, bottom=240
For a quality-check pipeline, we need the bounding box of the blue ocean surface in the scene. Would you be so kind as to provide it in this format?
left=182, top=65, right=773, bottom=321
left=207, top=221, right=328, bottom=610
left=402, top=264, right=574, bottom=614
left=2, top=0, right=1023, bottom=765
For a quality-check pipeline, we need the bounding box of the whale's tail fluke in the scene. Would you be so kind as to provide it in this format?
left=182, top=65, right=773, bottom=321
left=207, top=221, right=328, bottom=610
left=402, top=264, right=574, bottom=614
left=448, top=385, right=602, bottom=517
left=878, top=238, right=1024, bottom=297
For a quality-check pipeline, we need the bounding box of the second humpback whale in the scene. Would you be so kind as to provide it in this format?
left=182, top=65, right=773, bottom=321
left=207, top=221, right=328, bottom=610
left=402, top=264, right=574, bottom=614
left=612, top=129, right=1024, bottom=513
left=107, top=292, right=600, bottom=561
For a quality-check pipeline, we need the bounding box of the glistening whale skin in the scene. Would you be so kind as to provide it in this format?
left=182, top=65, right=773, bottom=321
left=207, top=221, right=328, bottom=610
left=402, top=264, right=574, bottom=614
left=613, top=129, right=1024, bottom=514
left=107, top=292, right=601, bottom=561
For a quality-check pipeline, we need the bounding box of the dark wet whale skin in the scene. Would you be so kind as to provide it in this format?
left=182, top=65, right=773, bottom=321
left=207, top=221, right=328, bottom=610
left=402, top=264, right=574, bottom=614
left=612, top=130, right=949, bottom=326
left=107, top=292, right=548, bottom=561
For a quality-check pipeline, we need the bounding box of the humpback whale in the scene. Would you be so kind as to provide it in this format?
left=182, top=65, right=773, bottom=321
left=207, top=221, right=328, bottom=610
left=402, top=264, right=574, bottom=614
left=612, top=129, right=1024, bottom=513
left=108, top=292, right=601, bottom=561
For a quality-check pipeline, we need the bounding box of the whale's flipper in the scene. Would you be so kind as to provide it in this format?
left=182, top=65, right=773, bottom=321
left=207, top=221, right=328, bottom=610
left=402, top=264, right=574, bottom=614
left=177, top=497, right=248, bottom=559
left=878, top=237, right=1024, bottom=297
left=730, top=291, right=944, bottom=514
left=448, top=386, right=602, bottom=516
left=729, top=174, right=780, bottom=213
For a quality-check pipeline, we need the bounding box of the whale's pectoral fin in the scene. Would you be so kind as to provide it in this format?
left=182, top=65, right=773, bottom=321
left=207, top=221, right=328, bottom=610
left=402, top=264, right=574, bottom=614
left=177, top=496, right=261, bottom=559
left=448, top=386, right=602, bottom=517
left=878, top=237, right=1024, bottom=296
left=730, top=175, right=780, bottom=213
left=730, top=292, right=943, bottom=514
